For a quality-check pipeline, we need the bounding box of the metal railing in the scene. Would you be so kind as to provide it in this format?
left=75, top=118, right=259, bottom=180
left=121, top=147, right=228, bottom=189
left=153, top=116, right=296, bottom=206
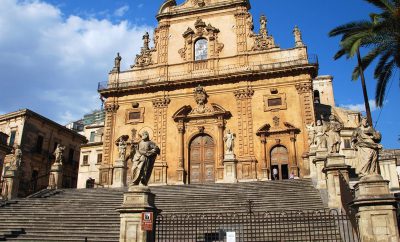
left=98, top=55, right=318, bottom=91
left=339, top=171, right=359, bottom=237
left=155, top=209, right=358, bottom=242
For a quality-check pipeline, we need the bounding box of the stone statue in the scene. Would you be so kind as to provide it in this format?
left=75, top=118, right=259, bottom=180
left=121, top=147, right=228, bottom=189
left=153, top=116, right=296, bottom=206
left=224, top=129, right=236, bottom=155
left=351, top=117, right=382, bottom=177
left=54, top=144, right=65, bottom=164
left=293, top=26, right=304, bottom=47
left=327, top=115, right=342, bottom=153
left=315, top=120, right=327, bottom=150
left=114, top=53, right=122, bottom=72
left=191, top=85, right=213, bottom=114
left=306, top=123, right=316, bottom=146
left=130, top=131, right=160, bottom=186
left=10, top=145, right=22, bottom=170
left=143, top=32, right=150, bottom=50
left=260, top=15, right=268, bottom=37
left=117, top=137, right=128, bottom=161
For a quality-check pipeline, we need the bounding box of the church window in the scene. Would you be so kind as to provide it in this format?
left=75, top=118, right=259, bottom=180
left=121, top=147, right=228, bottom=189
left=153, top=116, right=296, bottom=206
left=268, top=98, right=282, bottom=107
left=9, top=131, right=16, bottom=146
left=83, top=155, right=89, bottom=165
left=194, top=38, right=208, bottom=61
left=126, top=107, right=145, bottom=124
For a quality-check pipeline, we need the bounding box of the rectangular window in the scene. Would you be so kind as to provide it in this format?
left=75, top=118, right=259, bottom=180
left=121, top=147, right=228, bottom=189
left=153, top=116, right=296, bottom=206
left=89, top=131, right=96, bottom=142
left=35, top=135, right=44, bottom=153
left=97, top=153, right=102, bottom=164
left=68, top=148, right=74, bottom=163
left=9, top=131, right=16, bottom=146
left=126, top=107, right=145, bottom=124
left=83, top=155, right=89, bottom=165
left=344, top=139, right=351, bottom=149
left=268, top=98, right=282, bottom=107
left=129, top=112, right=141, bottom=120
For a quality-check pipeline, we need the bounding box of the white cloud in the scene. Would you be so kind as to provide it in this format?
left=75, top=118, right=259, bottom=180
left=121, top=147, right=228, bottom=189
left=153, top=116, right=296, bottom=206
left=114, top=5, right=130, bottom=17
left=0, top=0, right=152, bottom=124
left=340, top=100, right=379, bottom=112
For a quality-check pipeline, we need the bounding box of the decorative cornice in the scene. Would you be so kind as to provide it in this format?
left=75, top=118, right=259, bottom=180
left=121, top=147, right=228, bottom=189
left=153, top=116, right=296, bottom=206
left=234, top=87, right=254, bottom=100
left=152, top=96, right=171, bottom=108
left=295, top=82, right=313, bottom=94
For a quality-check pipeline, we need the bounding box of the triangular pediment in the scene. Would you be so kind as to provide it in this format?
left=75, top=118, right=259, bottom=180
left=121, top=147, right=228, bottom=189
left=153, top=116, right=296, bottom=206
left=173, top=103, right=231, bottom=121
left=256, top=122, right=300, bottom=136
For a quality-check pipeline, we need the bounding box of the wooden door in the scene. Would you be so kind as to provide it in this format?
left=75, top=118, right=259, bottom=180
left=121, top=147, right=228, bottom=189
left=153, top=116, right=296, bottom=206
left=190, top=135, right=215, bottom=184
left=270, top=146, right=289, bottom=180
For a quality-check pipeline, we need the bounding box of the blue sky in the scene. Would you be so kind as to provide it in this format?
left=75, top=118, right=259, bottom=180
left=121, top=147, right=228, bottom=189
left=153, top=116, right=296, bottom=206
left=0, top=0, right=398, bottom=148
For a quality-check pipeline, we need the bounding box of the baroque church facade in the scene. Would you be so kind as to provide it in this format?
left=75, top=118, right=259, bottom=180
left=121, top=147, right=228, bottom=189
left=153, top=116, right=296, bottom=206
left=98, top=0, right=318, bottom=186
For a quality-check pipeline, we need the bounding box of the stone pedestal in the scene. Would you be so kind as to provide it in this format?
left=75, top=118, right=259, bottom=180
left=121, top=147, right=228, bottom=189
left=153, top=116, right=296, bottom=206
left=313, top=149, right=327, bottom=189
left=3, top=169, right=19, bottom=200
left=223, top=158, right=238, bottom=183
left=351, top=174, right=399, bottom=242
left=323, top=154, right=350, bottom=208
left=113, top=159, right=128, bottom=188
left=48, top=163, right=63, bottom=189
left=261, top=167, right=270, bottom=181
left=379, top=158, right=400, bottom=192
left=308, top=151, right=317, bottom=180
left=176, top=168, right=185, bottom=185
left=117, top=186, right=158, bottom=242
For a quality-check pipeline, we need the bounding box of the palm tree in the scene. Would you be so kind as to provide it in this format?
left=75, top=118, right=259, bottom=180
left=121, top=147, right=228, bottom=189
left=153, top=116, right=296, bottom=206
left=329, top=0, right=400, bottom=126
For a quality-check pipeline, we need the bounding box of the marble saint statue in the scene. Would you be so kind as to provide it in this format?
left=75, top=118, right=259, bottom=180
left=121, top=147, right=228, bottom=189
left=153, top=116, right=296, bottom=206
left=327, top=115, right=342, bottom=153
left=224, top=129, right=236, bottom=155
left=315, top=120, right=327, bottom=150
left=10, top=145, right=22, bottom=170
left=351, top=117, right=382, bottom=177
left=54, top=144, right=65, bottom=164
left=306, top=123, right=316, bottom=146
left=130, top=131, right=160, bottom=186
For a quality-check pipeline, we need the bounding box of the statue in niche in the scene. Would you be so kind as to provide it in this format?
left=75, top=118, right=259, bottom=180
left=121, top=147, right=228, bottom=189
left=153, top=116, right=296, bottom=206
left=117, top=137, right=128, bottom=161
left=191, top=85, right=213, bottom=114
left=10, top=145, right=22, bottom=170
left=327, top=115, right=342, bottom=153
left=224, top=129, right=236, bottom=155
left=306, top=123, right=316, bottom=147
left=54, top=144, right=65, bottom=165
left=351, top=116, right=382, bottom=177
left=130, top=131, right=160, bottom=186
left=315, top=120, right=327, bottom=150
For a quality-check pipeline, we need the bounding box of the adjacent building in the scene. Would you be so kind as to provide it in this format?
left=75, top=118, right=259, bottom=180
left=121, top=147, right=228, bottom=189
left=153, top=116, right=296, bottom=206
left=0, top=109, right=86, bottom=197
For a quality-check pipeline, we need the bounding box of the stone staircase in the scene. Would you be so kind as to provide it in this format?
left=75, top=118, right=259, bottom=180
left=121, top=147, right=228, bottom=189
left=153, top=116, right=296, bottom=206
left=0, top=179, right=329, bottom=241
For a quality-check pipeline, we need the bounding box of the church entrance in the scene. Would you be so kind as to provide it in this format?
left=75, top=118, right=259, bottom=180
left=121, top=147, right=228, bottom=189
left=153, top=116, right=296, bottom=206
left=189, top=134, right=215, bottom=184
left=271, top=146, right=289, bottom=180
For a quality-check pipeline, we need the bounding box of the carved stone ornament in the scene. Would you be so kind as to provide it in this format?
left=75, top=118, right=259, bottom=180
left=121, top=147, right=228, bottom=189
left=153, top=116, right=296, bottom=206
left=111, top=52, right=122, bottom=73
left=104, top=103, right=120, bottom=113
left=293, top=26, right=305, bottom=47
left=192, top=0, right=207, bottom=7
left=252, top=15, right=278, bottom=51
left=190, top=85, right=213, bottom=114
left=133, top=32, right=154, bottom=68
left=234, top=86, right=254, bottom=100
left=295, top=83, right=313, bottom=94
left=179, top=18, right=224, bottom=61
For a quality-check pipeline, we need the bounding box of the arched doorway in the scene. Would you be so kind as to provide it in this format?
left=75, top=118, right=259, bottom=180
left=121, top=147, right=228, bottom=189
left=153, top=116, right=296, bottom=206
left=271, top=146, right=289, bottom=180
left=189, top=134, right=215, bottom=184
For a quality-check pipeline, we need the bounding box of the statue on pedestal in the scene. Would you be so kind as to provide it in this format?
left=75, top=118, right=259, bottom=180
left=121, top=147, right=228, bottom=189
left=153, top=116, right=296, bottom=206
left=10, top=145, right=22, bottom=170
left=327, top=115, right=342, bottom=153
left=117, top=137, right=128, bottom=161
left=315, top=120, right=327, bottom=150
left=54, top=144, right=65, bottom=165
left=130, top=131, right=160, bottom=186
left=351, top=117, right=382, bottom=177
left=306, top=123, right=316, bottom=146
left=224, top=129, right=236, bottom=155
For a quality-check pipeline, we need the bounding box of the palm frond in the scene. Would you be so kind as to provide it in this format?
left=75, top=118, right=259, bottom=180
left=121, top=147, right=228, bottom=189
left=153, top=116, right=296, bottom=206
left=374, top=51, right=393, bottom=77
left=375, top=60, right=395, bottom=107
left=329, top=21, right=373, bottom=37
left=352, top=46, right=385, bottom=79
left=364, top=0, right=395, bottom=12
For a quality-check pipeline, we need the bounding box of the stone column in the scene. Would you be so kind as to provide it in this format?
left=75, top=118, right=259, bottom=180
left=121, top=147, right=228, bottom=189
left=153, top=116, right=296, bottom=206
left=48, top=163, right=63, bottom=189
left=260, top=136, right=269, bottom=180
left=323, top=154, right=350, bottom=208
left=313, top=148, right=327, bottom=189
left=217, top=120, right=225, bottom=181
left=176, top=123, right=185, bottom=184
left=290, top=136, right=299, bottom=177
left=113, top=159, right=127, bottom=188
left=117, top=186, right=158, bottom=242
left=2, top=169, right=19, bottom=200
left=351, top=174, right=399, bottom=242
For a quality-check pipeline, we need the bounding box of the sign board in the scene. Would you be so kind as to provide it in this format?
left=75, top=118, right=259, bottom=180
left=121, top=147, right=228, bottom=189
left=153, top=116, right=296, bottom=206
left=141, top=212, right=153, bottom=231
left=226, top=232, right=236, bottom=242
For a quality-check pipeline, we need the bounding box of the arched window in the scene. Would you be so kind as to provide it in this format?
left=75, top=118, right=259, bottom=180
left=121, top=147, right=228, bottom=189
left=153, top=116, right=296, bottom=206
left=194, top=38, right=208, bottom=61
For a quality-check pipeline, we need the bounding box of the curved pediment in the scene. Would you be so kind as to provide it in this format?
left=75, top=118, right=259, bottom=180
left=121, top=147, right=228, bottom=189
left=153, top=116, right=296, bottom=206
left=158, top=0, right=250, bottom=15
left=256, top=122, right=300, bottom=136
left=173, top=103, right=231, bottom=121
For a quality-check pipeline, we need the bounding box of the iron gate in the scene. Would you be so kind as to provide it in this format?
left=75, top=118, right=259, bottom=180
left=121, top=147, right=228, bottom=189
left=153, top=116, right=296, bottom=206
left=155, top=209, right=359, bottom=242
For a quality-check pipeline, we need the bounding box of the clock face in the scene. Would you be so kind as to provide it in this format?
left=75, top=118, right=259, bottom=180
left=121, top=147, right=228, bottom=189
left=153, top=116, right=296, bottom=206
left=195, top=39, right=208, bottom=61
